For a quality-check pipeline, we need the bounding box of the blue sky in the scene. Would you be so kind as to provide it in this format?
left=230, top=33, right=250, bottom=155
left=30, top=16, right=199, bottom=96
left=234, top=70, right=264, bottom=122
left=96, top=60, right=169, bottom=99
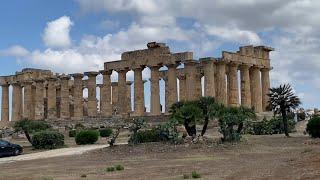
left=1, top=0, right=320, bottom=116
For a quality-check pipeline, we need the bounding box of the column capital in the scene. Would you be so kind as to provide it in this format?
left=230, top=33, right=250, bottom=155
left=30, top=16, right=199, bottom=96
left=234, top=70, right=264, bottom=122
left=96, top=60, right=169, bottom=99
left=99, top=70, right=112, bottom=75
left=21, top=80, right=33, bottom=86
left=84, top=71, right=99, bottom=77
left=260, top=67, right=272, bottom=71
left=59, top=75, right=71, bottom=80
left=228, top=61, right=241, bottom=67
left=183, top=59, right=199, bottom=65
left=10, top=81, right=21, bottom=86
left=34, top=78, right=45, bottom=83
left=0, top=82, right=9, bottom=87
left=166, top=63, right=179, bottom=68
left=70, top=73, right=84, bottom=79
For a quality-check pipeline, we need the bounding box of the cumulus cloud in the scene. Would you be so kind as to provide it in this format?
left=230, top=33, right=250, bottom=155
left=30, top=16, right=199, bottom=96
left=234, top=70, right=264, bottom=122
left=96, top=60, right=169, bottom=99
left=2, top=0, right=320, bottom=108
left=0, top=45, right=30, bottom=57
left=42, top=16, right=74, bottom=48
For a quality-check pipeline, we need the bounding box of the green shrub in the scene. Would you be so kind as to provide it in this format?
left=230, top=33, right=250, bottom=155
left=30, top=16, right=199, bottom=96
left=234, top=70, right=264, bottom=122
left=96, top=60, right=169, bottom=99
left=32, top=130, right=64, bottom=149
left=80, top=174, right=87, bottom=178
left=69, top=129, right=77, bottom=137
left=75, top=130, right=99, bottom=145
left=306, top=116, right=320, bottom=138
left=99, top=128, right=113, bottom=137
left=128, top=129, right=161, bottom=145
left=245, top=117, right=296, bottom=135
left=115, top=164, right=124, bottom=171
left=106, top=167, right=115, bottom=172
left=191, top=171, right=201, bottom=179
left=43, top=176, right=53, bottom=180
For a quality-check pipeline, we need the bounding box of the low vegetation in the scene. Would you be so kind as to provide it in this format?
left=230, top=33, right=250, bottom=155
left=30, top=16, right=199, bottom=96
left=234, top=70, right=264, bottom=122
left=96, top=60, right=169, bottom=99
left=306, top=115, right=320, bottom=138
left=75, top=130, right=99, bottom=145
left=99, top=128, right=113, bottom=137
left=32, top=130, right=64, bottom=149
left=106, top=165, right=124, bottom=172
left=245, top=117, right=296, bottom=135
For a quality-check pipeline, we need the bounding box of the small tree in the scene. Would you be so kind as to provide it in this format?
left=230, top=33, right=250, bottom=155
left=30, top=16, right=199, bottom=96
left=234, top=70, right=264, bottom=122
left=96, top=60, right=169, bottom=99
left=213, top=106, right=255, bottom=142
left=14, top=119, right=51, bottom=145
left=170, top=101, right=202, bottom=137
left=268, top=84, right=301, bottom=137
left=198, top=97, right=217, bottom=136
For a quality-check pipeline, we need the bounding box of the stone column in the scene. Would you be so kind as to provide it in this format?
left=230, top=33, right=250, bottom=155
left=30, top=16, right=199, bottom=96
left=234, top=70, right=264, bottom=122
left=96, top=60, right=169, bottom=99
left=178, top=75, right=186, bottom=101
left=240, top=65, right=251, bottom=108
left=134, top=67, right=144, bottom=116
left=111, top=82, right=118, bottom=114
left=11, top=82, right=22, bottom=122
left=70, top=74, right=84, bottom=119
left=34, top=79, right=45, bottom=120
left=84, top=72, right=99, bottom=117
left=167, top=64, right=178, bottom=108
left=227, top=63, right=239, bottom=107
left=117, top=69, right=128, bottom=116
left=23, top=81, right=33, bottom=119
left=150, top=66, right=161, bottom=115
left=47, top=78, right=57, bottom=119
left=127, top=81, right=133, bottom=113
left=216, top=62, right=227, bottom=105
left=261, top=68, right=271, bottom=111
left=202, top=60, right=216, bottom=97
left=1, top=83, right=9, bottom=123
left=59, top=75, right=70, bottom=119
left=100, top=70, right=112, bottom=117
left=185, top=61, right=201, bottom=101
left=250, top=66, right=263, bottom=112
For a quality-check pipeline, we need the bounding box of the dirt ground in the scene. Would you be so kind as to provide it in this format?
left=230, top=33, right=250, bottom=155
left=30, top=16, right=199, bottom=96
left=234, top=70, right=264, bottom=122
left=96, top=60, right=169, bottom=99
left=1, top=131, right=320, bottom=180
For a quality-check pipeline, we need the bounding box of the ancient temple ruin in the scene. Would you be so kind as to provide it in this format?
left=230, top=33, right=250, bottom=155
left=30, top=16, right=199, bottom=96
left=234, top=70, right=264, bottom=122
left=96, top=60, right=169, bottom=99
left=0, top=42, right=273, bottom=127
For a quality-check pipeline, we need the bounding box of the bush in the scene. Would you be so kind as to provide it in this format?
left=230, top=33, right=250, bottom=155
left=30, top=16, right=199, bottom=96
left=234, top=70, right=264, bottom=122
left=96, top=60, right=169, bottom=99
left=191, top=171, right=201, bottom=179
left=245, top=117, right=296, bottom=135
left=99, top=128, right=113, bottom=137
left=128, top=129, right=161, bottom=145
left=183, top=174, right=190, bottom=179
left=75, top=130, right=99, bottom=145
left=306, top=116, right=320, bottom=138
left=32, top=130, right=64, bottom=149
left=69, top=129, right=77, bottom=137
left=106, top=167, right=115, bottom=172
left=115, top=164, right=124, bottom=171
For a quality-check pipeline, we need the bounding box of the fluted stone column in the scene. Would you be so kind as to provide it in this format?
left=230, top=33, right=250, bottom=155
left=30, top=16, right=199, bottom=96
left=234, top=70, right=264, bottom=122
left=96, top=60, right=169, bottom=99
left=150, top=66, right=161, bottom=115
left=228, top=63, right=239, bottom=106
left=127, top=81, right=133, bottom=113
left=23, top=81, right=33, bottom=119
left=111, top=82, right=118, bottom=114
left=84, top=72, right=99, bottom=117
left=1, top=83, right=9, bottom=124
left=34, top=79, right=45, bottom=120
left=216, top=62, right=227, bottom=105
left=202, top=60, right=216, bottom=97
left=71, top=74, right=84, bottom=119
left=240, top=65, right=251, bottom=108
left=11, top=82, right=22, bottom=122
left=185, top=60, right=201, bottom=101
left=178, top=75, right=186, bottom=101
left=117, top=69, right=128, bottom=116
left=60, top=75, right=70, bottom=119
left=167, top=64, right=178, bottom=108
left=261, top=68, right=271, bottom=111
left=47, top=78, right=57, bottom=119
left=134, top=67, right=144, bottom=116
left=250, top=66, right=262, bottom=112
left=100, top=70, right=112, bottom=117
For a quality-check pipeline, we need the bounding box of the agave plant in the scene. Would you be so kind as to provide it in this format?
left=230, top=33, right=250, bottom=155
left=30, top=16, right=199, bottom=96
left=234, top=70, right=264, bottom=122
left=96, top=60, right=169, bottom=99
left=268, top=84, right=301, bottom=137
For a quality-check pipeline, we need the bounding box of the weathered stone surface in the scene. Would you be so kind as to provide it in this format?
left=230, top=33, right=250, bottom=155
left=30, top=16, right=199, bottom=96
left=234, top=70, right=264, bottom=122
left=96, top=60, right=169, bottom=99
left=250, top=66, right=263, bottom=112
left=0, top=42, right=274, bottom=127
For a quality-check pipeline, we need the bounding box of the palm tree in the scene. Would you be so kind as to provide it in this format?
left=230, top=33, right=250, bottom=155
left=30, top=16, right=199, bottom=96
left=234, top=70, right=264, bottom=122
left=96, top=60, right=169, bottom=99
left=268, top=84, right=301, bottom=137
left=198, top=96, right=216, bottom=136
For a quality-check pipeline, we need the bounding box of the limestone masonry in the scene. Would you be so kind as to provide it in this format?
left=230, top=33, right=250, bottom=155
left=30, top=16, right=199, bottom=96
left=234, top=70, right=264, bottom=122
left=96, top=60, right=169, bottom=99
left=0, top=42, right=274, bottom=127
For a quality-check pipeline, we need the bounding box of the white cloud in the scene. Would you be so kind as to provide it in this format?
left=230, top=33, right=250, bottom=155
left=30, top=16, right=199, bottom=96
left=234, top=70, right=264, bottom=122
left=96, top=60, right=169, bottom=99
left=43, top=16, right=74, bottom=48
left=0, top=45, right=29, bottom=57
left=204, top=25, right=261, bottom=45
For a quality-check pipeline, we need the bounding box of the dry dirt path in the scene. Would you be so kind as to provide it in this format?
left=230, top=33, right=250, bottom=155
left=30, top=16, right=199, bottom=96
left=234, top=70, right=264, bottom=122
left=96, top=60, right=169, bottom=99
left=0, top=144, right=108, bottom=164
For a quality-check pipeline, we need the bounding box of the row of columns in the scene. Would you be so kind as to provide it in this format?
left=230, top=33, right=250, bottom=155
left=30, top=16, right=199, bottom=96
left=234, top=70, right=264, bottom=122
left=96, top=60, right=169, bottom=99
left=203, top=61, right=270, bottom=112
left=0, top=62, right=271, bottom=124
